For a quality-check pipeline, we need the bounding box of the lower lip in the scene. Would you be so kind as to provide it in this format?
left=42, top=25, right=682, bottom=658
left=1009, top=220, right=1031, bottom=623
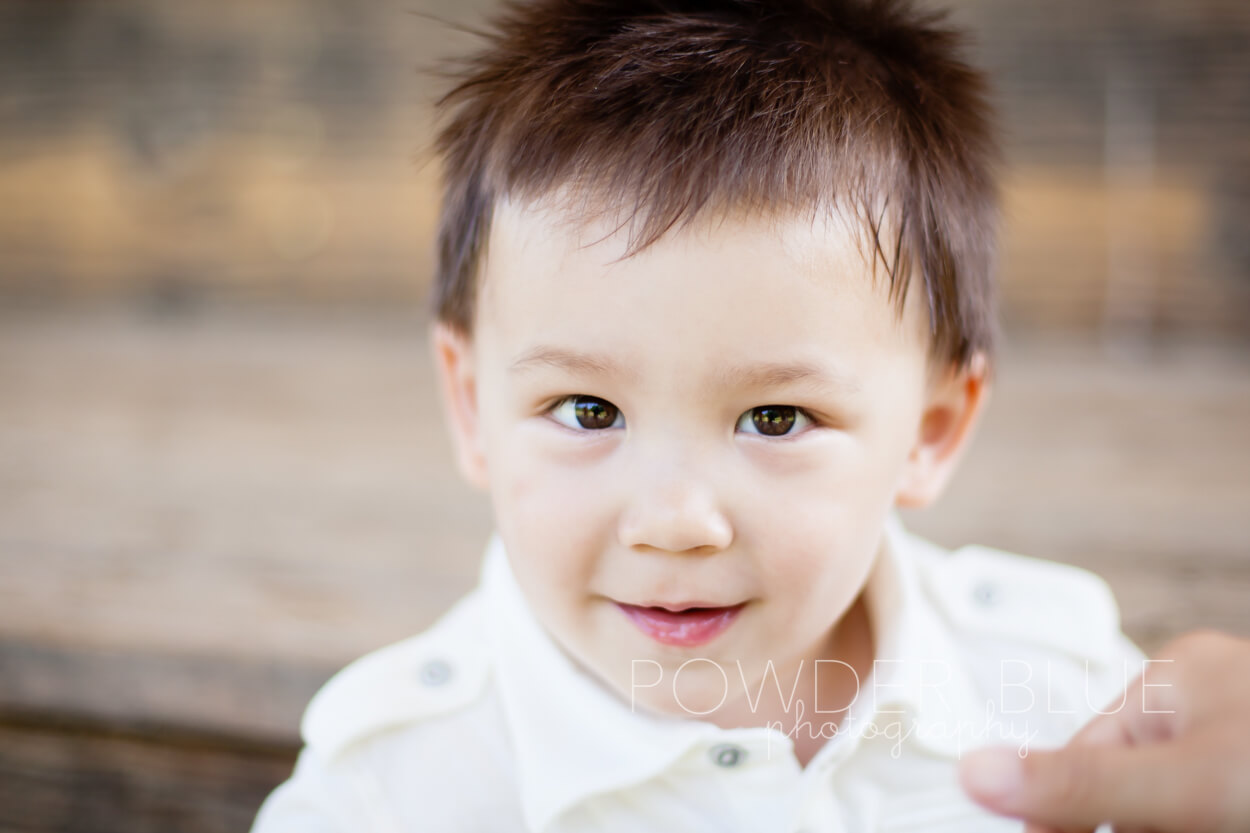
left=616, top=602, right=746, bottom=647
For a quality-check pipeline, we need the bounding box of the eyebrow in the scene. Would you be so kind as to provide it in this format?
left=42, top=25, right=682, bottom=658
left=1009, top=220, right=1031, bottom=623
left=508, top=345, right=860, bottom=396
left=719, top=360, right=861, bottom=397
left=509, top=345, right=638, bottom=380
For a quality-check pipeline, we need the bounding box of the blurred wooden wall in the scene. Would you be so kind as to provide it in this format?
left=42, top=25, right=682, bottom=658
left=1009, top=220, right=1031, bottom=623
left=0, top=2, right=1247, bottom=832
left=0, top=0, right=462, bottom=308
left=1, top=0, right=1247, bottom=339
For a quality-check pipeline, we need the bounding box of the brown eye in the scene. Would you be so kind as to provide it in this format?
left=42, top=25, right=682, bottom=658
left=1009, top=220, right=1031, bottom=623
left=753, top=405, right=795, bottom=435
left=550, top=395, right=624, bottom=431
left=575, top=397, right=618, bottom=429
left=738, top=404, right=812, bottom=437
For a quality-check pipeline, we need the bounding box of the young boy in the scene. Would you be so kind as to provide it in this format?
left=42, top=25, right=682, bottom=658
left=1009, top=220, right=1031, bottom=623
left=253, top=0, right=1142, bottom=830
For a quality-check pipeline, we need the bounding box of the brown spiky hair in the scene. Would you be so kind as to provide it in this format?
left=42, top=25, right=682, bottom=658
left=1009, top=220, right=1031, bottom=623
left=431, top=0, right=1000, bottom=369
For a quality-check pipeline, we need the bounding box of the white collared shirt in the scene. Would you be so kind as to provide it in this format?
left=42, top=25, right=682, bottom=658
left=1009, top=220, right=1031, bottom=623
left=252, top=515, right=1143, bottom=833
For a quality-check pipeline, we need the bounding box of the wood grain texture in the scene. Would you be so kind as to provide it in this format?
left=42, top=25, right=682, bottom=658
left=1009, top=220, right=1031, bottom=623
left=0, top=716, right=295, bottom=833
left=2, top=0, right=1248, bottom=334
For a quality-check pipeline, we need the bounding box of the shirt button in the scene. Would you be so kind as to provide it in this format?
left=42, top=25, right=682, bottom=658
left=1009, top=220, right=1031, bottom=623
left=418, top=658, right=454, bottom=687
left=972, top=580, right=999, bottom=608
left=709, top=743, right=746, bottom=768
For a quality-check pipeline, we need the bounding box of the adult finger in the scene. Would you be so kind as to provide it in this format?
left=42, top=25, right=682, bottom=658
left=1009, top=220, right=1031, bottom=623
left=958, top=740, right=1192, bottom=832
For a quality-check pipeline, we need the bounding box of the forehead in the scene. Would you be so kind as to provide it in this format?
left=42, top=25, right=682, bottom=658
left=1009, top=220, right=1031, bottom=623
left=474, top=195, right=932, bottom=377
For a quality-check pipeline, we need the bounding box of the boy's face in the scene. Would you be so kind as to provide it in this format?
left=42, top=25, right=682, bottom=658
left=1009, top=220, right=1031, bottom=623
left=434, top=198, right=987, bottom=718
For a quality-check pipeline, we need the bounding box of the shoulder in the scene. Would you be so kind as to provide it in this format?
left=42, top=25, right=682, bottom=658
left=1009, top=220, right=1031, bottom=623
left=902, top=530, right=1144, bottom=705
left=252, top=590, right=521, bottom=832
left=300, top=589, right=495, bottom=762
left=899, top=530, right=1145, bottom=739
left=907, top=534, right=1129, bottom=665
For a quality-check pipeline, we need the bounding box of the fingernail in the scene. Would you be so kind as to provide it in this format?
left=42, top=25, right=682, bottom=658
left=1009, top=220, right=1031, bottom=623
left=960, top=747, right=1024, bottom=802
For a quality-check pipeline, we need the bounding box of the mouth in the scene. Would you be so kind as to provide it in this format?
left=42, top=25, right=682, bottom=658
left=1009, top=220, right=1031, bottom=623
left=615, top=601, right=747, bottom=647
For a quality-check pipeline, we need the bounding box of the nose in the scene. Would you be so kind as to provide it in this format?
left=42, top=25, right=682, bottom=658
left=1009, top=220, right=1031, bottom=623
left=617, top=468, right=734, bottom=554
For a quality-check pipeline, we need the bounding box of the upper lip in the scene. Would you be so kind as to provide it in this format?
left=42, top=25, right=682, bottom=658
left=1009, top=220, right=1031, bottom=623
left=621, top=600, right=746, bottom=612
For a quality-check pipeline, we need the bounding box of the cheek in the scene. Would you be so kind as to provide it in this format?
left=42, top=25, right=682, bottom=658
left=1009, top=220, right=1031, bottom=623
left=751, top=501, right=860, bottom=589
left=489, top=442, right=614, bottom=601
left=500, top=448, right=612, bottom=535
left=739, top=444, right=898, bottom=600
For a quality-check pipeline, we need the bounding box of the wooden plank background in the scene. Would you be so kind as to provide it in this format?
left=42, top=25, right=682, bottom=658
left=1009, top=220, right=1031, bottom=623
left=0, top=0, right=1248, bottom=828
left=1, top=0, right=1247, bottom=335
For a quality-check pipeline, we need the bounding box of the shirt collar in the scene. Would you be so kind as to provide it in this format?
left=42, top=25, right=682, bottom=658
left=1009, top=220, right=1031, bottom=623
left=479, top=512, right=982, bottom=830
left=480, top=536, right=718, bottom=832
left=845, top=512, right=986, bottom=760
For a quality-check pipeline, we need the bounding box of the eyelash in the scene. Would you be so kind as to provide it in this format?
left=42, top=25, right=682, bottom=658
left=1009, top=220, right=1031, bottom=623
left=543, top=395, right=819, bottom=437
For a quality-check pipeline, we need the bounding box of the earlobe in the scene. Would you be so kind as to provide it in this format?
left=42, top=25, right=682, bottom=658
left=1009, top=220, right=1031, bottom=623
left=894, top=352, right=990, bottom=509
left=430, top=321, right=490, bottom=490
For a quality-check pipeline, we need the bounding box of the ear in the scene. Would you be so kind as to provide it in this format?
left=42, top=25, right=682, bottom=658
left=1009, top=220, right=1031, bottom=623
left=430, top=321, right=489, bottom=491
left=894, top=351, right=991, bottom=509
